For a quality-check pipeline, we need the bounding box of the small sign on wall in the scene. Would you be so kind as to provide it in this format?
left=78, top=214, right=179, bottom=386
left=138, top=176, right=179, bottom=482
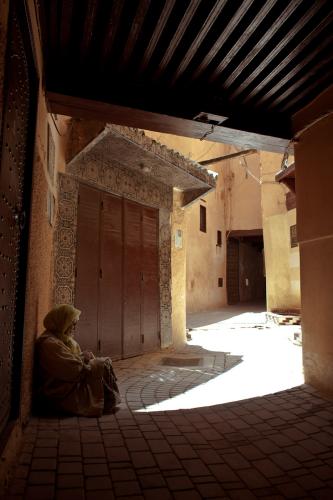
left=175, top=229, right=183, bottom=248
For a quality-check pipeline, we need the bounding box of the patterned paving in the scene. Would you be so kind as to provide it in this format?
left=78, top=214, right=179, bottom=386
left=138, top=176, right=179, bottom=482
left=4, top=364, right=333, bottom=499
left=3, top=307, right=333, bottom=499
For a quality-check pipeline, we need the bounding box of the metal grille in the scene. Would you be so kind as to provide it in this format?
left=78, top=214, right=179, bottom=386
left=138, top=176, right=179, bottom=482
left=0, top=3, right=31, bottom=440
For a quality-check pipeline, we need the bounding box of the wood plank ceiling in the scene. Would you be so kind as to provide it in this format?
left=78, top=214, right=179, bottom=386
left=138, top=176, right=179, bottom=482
left=38, top=0, right=333, bottom=152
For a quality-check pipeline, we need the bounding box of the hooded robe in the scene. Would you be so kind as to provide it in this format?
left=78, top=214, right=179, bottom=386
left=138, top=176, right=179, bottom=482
left=35, top=304, right=107, bottom=417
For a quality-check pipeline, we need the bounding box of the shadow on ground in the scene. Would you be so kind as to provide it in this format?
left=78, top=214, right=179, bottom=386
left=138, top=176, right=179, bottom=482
left=114, top=345, right=243, bottom=412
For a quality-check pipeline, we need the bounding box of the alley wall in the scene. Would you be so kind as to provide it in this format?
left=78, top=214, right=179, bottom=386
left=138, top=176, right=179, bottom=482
left=145, top=132, right=227, bottom=313
left=260, top=152, right=301, bottom=312
left=294, top=87, right=333, bottom=396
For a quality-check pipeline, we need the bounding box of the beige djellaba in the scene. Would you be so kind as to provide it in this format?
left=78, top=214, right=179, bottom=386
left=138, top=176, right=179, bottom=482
left=35, top=304, right=113, bottom=417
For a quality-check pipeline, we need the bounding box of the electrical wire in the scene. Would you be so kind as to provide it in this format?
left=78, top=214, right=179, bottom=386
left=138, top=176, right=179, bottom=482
left=194, top=141, right=219, bottom=162
left=50, top=113, right=72, bottom=137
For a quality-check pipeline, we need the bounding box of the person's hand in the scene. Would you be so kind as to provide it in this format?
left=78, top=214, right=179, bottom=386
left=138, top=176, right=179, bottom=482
left=82, top=350, right=95, bottom=363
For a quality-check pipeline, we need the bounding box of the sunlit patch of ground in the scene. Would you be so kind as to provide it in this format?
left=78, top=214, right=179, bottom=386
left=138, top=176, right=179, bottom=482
left=139, top=307, right=303, bottom=412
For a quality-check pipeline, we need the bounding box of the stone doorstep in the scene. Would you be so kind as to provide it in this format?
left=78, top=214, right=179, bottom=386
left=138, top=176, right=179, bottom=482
left=266, top=312, right=301, bottom=326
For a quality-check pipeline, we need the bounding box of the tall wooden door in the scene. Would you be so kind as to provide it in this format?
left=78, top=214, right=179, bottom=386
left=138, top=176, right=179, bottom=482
left=99, top=193, right=122, bottom=357
left=227, top=238, right=240, bottom=304
left=0, top=0, right=37, bottom=443
left=141, top=207, right=160, bottom=352
left=123, top=200, right=142, bottom=357
left=75, top=184, right=160, bottom=359
left=75, top=184, right=100, bottom=352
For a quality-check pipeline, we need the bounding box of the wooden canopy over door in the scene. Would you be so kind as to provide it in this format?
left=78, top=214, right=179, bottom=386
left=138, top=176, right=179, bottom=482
left=75, top=183, right=159, bottom=359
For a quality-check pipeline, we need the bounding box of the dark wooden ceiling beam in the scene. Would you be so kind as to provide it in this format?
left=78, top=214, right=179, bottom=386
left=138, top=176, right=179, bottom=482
left=138, top=0, right=176, bottom=76
left=59, top=0, right=74, bottom=55
left=119, top=0, right=151, bottom=70
left=46, top=91, right=292, bottom=154
left=152, top=0, right=202, bottom=81
left=190, top=0, right=255, bottom=81
left=80, top=0, right=98, bottom=64
left=208, top=0, right=278, bottom=84
left=48, top=0, right=59, bottom=58
left=170, top=0, right=228, bottom=86
left=230, top=2, right=322, bottom=102
left=99, top=0, right=125, bottom=69
left=226, top=0, right=305, bottom=97
left=280, top=69, right=333, bottom=113
left=264, top=40, right=333, bottom=110
left=238, top=5, right=333, bottom=104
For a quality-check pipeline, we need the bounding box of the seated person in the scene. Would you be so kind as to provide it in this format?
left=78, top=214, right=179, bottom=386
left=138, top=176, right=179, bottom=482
left=34, top=304, right=121, bottom=417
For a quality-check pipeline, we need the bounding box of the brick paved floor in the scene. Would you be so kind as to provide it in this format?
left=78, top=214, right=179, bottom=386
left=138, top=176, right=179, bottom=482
left=4, top=307, right=333, bottom=499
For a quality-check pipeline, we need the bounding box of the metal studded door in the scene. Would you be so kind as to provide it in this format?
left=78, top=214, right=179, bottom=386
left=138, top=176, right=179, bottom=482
left=0, top=1, right=37, bottom=444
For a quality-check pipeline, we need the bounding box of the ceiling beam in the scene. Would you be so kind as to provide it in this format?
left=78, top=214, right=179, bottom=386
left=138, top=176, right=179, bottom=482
left=47, top=91, right=292, bottom=153
left=199, top=149, right=257, bottom=166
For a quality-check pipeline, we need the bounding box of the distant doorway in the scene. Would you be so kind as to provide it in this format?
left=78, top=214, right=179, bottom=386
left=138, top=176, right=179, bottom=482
left=227, top=231, right=266, bottom=305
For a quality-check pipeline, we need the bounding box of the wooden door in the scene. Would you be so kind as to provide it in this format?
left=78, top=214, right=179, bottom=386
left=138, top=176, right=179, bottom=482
left=75, top=184, right=100, bottom=352
left=227, top=238, right=240, bottom=304
left=75, top=185, right=160, bottom=359
left=0, top=0, right=37, bottom=441
left=123, top=200, right=142, bottom=357
left=99, top=192, right=122, bottom=358
left=141, top=207, right=160, bottom=352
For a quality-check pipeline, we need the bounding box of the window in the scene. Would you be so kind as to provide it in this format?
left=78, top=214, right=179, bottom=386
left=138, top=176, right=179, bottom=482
left=200, top=205, right=206, bottom=232
left=217, top=230, right=222, bottom=246
left=218, top=277, right=223, bottom=287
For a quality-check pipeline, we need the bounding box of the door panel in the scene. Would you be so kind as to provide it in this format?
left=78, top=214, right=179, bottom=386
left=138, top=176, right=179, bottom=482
left=227, top=238, right=240, bottom=304
left=75, top=184, right=100, bottom=353
left=0, top=0, right=36, bottom=442
left=141, top=207, right=159, bottom=352
left=99, top=192, right=122, bottom=358
left=123, top=200, right=142, bottom=357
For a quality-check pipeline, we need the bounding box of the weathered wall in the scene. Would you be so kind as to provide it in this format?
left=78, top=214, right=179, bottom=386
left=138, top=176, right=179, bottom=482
left=20, top=99, right=71, bottom=422
left=185, top=172, right=226, bottom=312
left=224, top=149, right=262, bottom=231
left=171, top=191, right=187, bottom=345
left=145, top=132, right=227, bottom=313
left=294, top=94, right=333, bottom=395
left=55, top=155, right=173, bottom=348
left=260, top=152, right=300, bottom=311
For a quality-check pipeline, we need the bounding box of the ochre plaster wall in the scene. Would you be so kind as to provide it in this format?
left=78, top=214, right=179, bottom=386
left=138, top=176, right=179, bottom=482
left=260, top=152, right=300, bottom=311
left=223, top=149, right=262, bottom=231
left=171, top=191, right=187, bottom=344
left=185, top=174, right=226, bottom=312
left=145, top=132, right=227, bottom=313
left=294, top=106, right=333, bottom=395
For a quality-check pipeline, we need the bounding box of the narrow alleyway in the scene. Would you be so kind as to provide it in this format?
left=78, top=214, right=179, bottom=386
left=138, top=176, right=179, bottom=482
left=5, top=307, right=333, bottom=499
